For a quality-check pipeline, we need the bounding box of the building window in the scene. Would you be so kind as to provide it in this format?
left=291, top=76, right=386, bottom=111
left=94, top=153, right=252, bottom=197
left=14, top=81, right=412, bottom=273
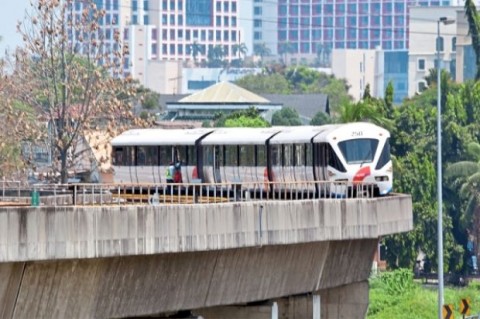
left=178, top=15, right=183, bottom=25
left=162, top=0, right=167, bottom=10
left=186, top=0, right=212, bottom=26
left=254, top=31, right=262, bottom=40
left=436, top=36, right=444, bottom=52
left=216, top=16, right=221, bottom=26
left=417, top=58, right=425, bottom=71
left=216, top=1, right=221, bottom=11
left=144, top=15, right=149, bottom=24
left=132, top=0, right=138, bottom=11
left=452, top=37, right=457, bottom=52
left=144, top=0, right=149, bottom=11
left=417, top=81, right=427, bottom=93
left=152, top=43, right=157, bottom=54
left=170, top=14, right=175, bottom=25
left=232, top=2, right=236, bottom=12
left=224, top=16, right=229, bottom=26
left=231, top=31, right=236, bottom=41
left=231, top=17, right=237, bottom=26
left=224, top=1, right=229, bottom=12
left=254, top=19, right=262, bottom=27
left=132, top=15, right=138, bottom=25
left=254, top=6, right=262, bottom=15
left=170, top=0, right=175, bottom=10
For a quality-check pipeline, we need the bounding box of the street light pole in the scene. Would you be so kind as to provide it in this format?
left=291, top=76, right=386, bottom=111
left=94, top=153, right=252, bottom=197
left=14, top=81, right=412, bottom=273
left=436, top=16, right=455, bottom=319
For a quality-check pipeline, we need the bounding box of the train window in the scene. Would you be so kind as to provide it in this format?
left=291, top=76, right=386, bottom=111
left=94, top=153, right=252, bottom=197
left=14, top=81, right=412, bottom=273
left=126, top=147, right=135, bottom=165
left=256, top=145, right=266, bottom=166
left=112, top=147, right=123, bottom=165
left=240, top=145, right=255, bottom=166
left=284, top=145, right=294, bottom=166
left=271, top=145, right=281, bottom=166
left=316, top=143, right=327, bottom=167
left=187, top=146, right=197, bottom=166
left=177, top=146, right=187, bottom=165
left=215, top=146, right=223, bottom=167
left=145, top=147, right=159, bottom=166
left=306, top=144, right=312, bottom=166
left=328, top=145, right=346, bottom=172
left=225, top=145, right=238, bottom=166
left=203, top=146, right=213, bottom=165
left=338, top=138, right=379, bottom=165
left=159, top=147, right=171, bottom=165
left=375, top=138, right=391, bottom=169
left=137, top=146, right=147, bottom=166
left=295, top=144, right=305, bottom=166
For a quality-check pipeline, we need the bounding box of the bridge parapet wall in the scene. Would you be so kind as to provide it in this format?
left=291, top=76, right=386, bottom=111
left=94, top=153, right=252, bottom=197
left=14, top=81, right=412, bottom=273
left=0, top=195, right=412, bottom=263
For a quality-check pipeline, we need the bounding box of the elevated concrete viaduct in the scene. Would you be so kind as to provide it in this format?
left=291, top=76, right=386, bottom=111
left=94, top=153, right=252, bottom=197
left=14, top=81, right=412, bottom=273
left=0, top=195, right=412, bottom=319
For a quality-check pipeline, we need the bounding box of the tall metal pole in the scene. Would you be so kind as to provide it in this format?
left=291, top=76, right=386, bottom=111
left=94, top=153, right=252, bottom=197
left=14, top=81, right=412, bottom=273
left=436, top=18, right=444, bottom=319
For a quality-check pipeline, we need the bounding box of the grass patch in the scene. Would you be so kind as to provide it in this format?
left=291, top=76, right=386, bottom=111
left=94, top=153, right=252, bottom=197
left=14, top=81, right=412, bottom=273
left=368, top=270, right=480, bottom=319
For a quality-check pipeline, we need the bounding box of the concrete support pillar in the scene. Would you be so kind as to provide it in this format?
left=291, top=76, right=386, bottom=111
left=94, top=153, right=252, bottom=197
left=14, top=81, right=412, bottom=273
left=0, top=263, right=25, bottom=319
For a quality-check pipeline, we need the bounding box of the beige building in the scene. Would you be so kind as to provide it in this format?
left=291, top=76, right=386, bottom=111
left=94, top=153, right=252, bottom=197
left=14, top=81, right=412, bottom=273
left=408, top=6, right=462, bottom=96
left=331, top=49, right=378, bottom=101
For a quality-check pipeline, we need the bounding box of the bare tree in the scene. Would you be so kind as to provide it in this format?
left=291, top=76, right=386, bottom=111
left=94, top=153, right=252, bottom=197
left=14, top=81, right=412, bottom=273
left=13, top=0, right=142, bottom=183
left=0, top=58, right=43, bottom=180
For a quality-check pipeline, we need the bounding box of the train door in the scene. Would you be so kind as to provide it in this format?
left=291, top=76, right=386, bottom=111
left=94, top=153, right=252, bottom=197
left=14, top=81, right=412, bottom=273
left=256, top=145, right=267, bottom=188
left=270, top=144, right=282, bottom=189
left=314, top=143, right=328, bottom=181
left=202, top=145, right=214, bottom=183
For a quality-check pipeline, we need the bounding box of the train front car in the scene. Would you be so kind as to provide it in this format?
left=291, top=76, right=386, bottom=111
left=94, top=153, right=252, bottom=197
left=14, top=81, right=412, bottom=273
left=110, top=128, right=213, bottom=184
left=313, top=122, right=392, bottom=197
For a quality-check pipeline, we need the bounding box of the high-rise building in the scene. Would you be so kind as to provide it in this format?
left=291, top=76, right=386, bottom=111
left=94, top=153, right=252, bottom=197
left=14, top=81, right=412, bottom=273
left=246, top=0, right=453, bottom=65
left=73, top=1, right=245, bottom=65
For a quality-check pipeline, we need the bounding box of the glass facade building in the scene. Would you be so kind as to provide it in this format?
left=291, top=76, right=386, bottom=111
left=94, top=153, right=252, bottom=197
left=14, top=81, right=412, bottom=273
left=275, top=0, right=451, bottom=55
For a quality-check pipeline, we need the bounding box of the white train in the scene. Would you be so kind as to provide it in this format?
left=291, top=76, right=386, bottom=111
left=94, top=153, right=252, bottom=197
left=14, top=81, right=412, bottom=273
left=111, top=122, right=393, bottom=196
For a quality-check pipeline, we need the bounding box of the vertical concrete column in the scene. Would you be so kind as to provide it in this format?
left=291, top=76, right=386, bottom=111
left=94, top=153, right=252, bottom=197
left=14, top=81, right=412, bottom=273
left=0, top=263, right=25, bottom=319
left=313, top=295, right=321, bottom=319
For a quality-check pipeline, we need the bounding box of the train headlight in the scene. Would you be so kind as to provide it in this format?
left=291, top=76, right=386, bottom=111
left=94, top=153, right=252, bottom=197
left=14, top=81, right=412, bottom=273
left=375, top=176, right=389, bottom=182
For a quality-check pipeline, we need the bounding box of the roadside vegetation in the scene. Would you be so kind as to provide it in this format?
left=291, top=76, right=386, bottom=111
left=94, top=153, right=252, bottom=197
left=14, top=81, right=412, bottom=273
left=368, top=269, right=480, bottom=319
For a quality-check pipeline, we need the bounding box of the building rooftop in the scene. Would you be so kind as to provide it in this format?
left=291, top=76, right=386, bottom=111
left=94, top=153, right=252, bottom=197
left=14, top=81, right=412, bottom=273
left=178, top=81, right=270, bottom=104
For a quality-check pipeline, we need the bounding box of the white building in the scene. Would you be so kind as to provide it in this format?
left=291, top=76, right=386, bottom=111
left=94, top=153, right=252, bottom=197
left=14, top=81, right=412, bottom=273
left=408, top=6, right=460, bottom=96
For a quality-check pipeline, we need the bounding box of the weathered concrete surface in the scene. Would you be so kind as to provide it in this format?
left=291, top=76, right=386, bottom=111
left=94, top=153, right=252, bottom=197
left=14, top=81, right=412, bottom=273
left=3, top=240, right=376, bottom=319
left=196, top=281, right=369, bottom=319
left=0, top=195, right=412, bottom=263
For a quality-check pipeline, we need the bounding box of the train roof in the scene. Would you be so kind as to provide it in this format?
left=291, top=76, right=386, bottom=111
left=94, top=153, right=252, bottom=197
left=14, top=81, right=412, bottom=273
left=200, top=127, right=282, bottom=145
left=312, top=122, right=389, bottom=143
left=269, top=125, right=335, bottom=144
left=111, top=128, right=213, bottom=146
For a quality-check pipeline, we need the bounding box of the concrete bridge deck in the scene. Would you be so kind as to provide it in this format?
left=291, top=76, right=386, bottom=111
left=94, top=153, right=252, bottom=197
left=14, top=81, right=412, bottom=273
left=0, top=193, right=412, bottom=319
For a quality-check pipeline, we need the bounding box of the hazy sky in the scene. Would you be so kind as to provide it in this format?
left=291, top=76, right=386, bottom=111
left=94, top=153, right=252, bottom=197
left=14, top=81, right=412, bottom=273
left=0, top=0, right=30, bottom=55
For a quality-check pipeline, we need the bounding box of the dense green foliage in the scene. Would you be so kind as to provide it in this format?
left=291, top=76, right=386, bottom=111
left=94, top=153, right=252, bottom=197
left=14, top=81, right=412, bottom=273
left=234, top=65, right=351, bottom=111
left=271, top=107, right=302, bottom=126
left=213, top=107, right=270, bottom=128
left=369, top=270, right=480, bottom=319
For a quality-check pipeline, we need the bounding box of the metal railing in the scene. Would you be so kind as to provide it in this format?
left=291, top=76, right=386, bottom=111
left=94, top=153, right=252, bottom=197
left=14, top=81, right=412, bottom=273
left=0, top=180, right=378, bottom=207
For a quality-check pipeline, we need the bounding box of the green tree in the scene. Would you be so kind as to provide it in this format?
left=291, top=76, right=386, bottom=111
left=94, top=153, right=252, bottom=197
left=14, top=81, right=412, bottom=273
left=235, top=73, right=290, bottom=94
left=253, top=43, right=271, bottom=65
left=271, top=107, right=302, bottom=126
left=310, top=111, right=332, bottom=126
left=232, top=42, right=248, bottom=60
left=213, top=107, right=270, bottom=128
left=207, top=45, right=225, bottom=68
left=384, top=81, right=395, bottom=119
left=188, top=41, right=202, bottom=66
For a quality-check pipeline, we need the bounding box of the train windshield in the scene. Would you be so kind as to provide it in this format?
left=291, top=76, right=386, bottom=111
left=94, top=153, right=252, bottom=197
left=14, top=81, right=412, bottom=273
left=338, top=139, right=379, bottom=164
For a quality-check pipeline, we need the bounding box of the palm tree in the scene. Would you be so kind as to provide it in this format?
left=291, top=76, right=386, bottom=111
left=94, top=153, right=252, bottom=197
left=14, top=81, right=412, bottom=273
left=253, top=43, right=271, bottom=66
left=232, top=42, right=248, bottom=60
left=188, top=41, right=201, bottom=66
left=446, top=142, right=480, bottom=256
left=278, top=42, right=296, bottom=65
left=207, top=45, right=225, bottom=68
